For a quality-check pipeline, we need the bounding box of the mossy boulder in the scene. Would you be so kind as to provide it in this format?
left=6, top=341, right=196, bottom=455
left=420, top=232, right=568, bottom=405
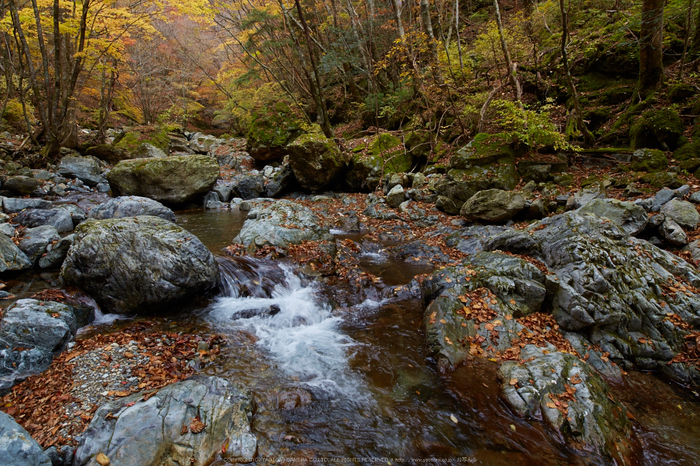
left=107, top=154, right=219, bottom=204
left=450, top=133, right=516, bottom=168
left=674, top=141, right=700, bottom=161
left=85, top=144, right=130, bottom=164
left=668, top=83, right=696, bottom=103
left=460, top=189, right=525, bottom=223
left=630, top=148, right=668, bottom=172
left=435, top=164, right=518, bottom=215
left=639, top=171, right=684, bottom=189
left=246, top=103, right=303, bottom=162
left=344, top=133, right=413, bottom=191
left=630, top=109, right=684, bottom=151
left=286, top=133, right=348, bottom=191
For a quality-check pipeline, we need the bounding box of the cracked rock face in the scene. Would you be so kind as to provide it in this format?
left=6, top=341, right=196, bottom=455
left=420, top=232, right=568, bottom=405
left=74, top=376, right=257, bottom=466
left=499, top=345, right=634, bottom=463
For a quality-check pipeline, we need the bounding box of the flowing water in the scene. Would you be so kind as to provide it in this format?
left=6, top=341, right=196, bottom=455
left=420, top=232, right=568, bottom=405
left=9, top=209, right=699, bottom=464
left=175, top=210, right=700, bottom=465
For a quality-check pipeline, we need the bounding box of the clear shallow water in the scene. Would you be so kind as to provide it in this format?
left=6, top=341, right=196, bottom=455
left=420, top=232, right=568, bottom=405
left=76, top=209, right=700, bottom=463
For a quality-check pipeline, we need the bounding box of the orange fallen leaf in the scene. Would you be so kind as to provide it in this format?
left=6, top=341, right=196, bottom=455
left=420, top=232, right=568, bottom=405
left=190, top=417, right=206, bottom=434
left=509, top=378, right=518, bottom=386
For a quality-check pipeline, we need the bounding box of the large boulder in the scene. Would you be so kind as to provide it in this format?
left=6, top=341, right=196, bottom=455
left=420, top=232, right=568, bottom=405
left=132, top=142, right=167, bottom=159
left=0, top=299, right=77, bottom=394
left=343, top=134, right=414, bottom=191
left=88, top=196, right=176, bottom=222
left=74, top=376, right=257, bottom=466
left=435, top=165, right=518, bottom=215
left=58, top=155, right=105, bottom=187
left=0, top=411, right=52, bottom=466
left=499, top=345, right=634, bottom=462
left=577, top=198, right=648, bottom=236
left=660, top=198, right=700, bottom=230
left=3, top=176, right=40, bottom=195
left=84, top=144, right=130, bottom=164
left=460, top=189, right=525, bottom=223
left=287, top=133, right=348, bottom=191
left=246, top=103, right=302, bottom=162
left=60, top=216, right=219, bottom=314
left=630, top=108, right=683, bottom=151
left=234, top=199, right=331, bottom=250
left=450, top=132, right=516, bottom=168
left=106, top=155, right=219, bottom=204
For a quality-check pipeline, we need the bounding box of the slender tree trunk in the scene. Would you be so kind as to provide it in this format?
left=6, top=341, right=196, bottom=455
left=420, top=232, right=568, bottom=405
left=560, top=0, right=593, bottom=145
left=455, top=0, right=464, bottom=73
left=420, top=0, right=442, bottom=82
left=294, top=0, right=334, bottom=138
left=524, top=0, right=537, bottom=15
left=493, top=0, right=522, bottom=105
left=679, top=0, right=696, bottom=78
left=390, top=0, right=421, bottom=93
left=639, top=0, right=665, bottom=96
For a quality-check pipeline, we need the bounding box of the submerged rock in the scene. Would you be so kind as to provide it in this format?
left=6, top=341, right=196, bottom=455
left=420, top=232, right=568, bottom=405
left=74, top=376, right=257, bottom=466
left=60, top=216, right=219, bottom=314
left=107, top=154, right=219, bottom=204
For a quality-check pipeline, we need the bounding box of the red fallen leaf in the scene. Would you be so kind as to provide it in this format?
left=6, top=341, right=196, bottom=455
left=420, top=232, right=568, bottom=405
left=181, top=425, right=189, bottom=435
left=125, top=402, right=135, bottom=407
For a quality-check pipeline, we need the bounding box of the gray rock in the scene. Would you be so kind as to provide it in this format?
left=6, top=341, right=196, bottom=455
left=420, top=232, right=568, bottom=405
left=651, top=187, right=676, bottom=212
left=421, top=252, right=546, bottom=366
left=689, top=191, right=700, bottom=204
left=204, top=191, right=224, bottom=209
left=3, top=176, right=40, bottom=195
left=107, top=155, right=220, bottom=204
left=263, top=163, right=294, bottom=198
left=362, top=199, right=401, bottom=220
left=0, top=411, right=52, bottom=466
left=189, top=133, right=222, bottom=154
left=2, top=198, right=51, bottom=214
left=74, top=376, right=256, bottom=466
left=577, top=198, right=648, bottom=236
left=14, top=208, right=74, bottom=233
left=572, top=183, right=606, bottom=209
left=60, top=216, right=219, bottom=314
left=38, top=234, right=74, bottom=269
left=386, top=184, right=406, bottom=208
left=0, top=299, right=77, bottom=394
left=660, top=198, right=700, bottom=229
left=132, top=142, right=167, bottom=159
left=0, top=224, right=14, bottom=237
left=0, top=234, right=31, bottom=272
left=18, top=225, right=60, bottom=265
left=233, top=173, right=264, bottom=200
left=287, top=133, right=347, bottom=191
left=660, top=218, right=688, bottom=246
left=499, top=345, right=634, bottom=462
left=460, top=189, right=525, bottom=223
left=88, top=196, right=176, bottom=222
left=213, top=183, right=233, bottom=203
left=58, top=155, right=105, bottom=187
left=234, top=199, right=331, bottom=250
left=55, top=203, right=87, bottom=226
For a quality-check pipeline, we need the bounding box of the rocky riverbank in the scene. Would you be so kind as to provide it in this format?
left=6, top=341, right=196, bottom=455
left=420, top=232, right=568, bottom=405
left=0, top=127, right=699, bottom=464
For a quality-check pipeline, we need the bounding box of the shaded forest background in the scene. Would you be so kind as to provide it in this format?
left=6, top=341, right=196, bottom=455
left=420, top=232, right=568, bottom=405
left=0, top=0, right=697, bottom=162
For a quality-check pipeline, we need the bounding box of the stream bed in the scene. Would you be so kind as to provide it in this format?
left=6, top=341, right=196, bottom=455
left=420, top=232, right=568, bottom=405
left=9, top=208, right=700, bottom=464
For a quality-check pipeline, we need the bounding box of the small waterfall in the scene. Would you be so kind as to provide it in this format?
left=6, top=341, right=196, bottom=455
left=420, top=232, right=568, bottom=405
left=209, top=256, right=363, bottom=398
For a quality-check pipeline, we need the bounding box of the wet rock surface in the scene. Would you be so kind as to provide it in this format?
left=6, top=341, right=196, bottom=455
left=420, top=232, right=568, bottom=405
left=60, top=216, right=220, bottom=314
left=0, top=411, right=52, bottom=466
left=74, top=376, right=256, bottom=466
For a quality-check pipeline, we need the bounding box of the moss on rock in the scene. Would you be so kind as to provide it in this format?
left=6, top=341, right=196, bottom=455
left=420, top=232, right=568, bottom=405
left=630, top=108, right=684, bottom=151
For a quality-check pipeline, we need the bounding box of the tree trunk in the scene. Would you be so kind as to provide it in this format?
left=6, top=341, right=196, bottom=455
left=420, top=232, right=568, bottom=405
left=420, top=0, right=442, bottom=81
left=294, top=0, right=334, bottom=139
left=678, top=0, right=695, bottom=78
left=493, top=0, right=522, bottom=105
left=560, top=0, right=593, bottom=145
left=639, top=0, right=664, bottom=96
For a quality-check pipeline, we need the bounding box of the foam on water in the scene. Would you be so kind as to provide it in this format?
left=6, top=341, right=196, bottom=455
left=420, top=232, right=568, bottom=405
left=208, top=263, right=363, bottom=398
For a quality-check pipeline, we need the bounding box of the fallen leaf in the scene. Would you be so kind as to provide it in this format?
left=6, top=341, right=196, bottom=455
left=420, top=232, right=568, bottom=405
left=96, top=453, right=110, bottom=466
left=190, top=417, right=206, bottom=434
left=546, top=402, right=557, bottom=409
left=181, top=425, right=189, bottom=435
left=509, top=378, right=518, bottom=386
left=449, top=414, right=458, bottom=424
